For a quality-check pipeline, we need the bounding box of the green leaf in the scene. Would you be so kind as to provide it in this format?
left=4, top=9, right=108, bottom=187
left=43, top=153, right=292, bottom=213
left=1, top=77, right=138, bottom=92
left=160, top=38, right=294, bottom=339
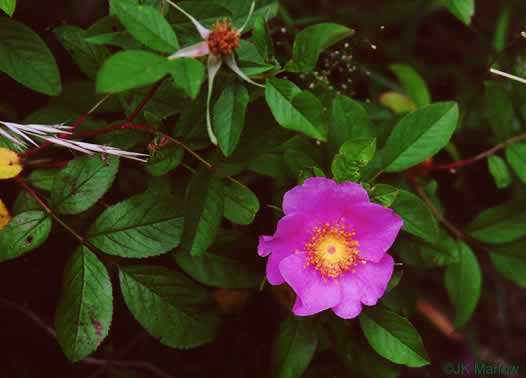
left=265, top=78, right=327, bottom=140
left=330, top=320, right=400, bottom=378
left=111, top=0, right=179, bottom=52
left=0, top=211, right=52, bottom=262
left=214, top=80, right=249, bottom=156
left=390, top=64, right=431, bottom=108
left=119, top=265, right=220, bottom=348
left=328, top=95, right=373, bottom=158
left=398, top=230, right=459, bottom=267
left=331, top=138, right=376, bottom=183
left=484, top=81, right=515, bottom=141
left=169, top=57, right=205, bottom=99
left=252, top=13, right=272, bottom=59
left=223, top=183, right=259, bottom=225
left=55, top=247, right=113, bottom=362
left=360, top=307, right=430, bottom=367
left=0, top=18, right=61, bottom=95
left=96, top=50, right=173, bottom=93
left=87, top=192, right=184, bottom=258
left=85, top=31, right=144, bottom=50
left=284, top=149, right=319, bottom=179
left=174, top=248, right=262, bottom=289
left=505, top=143, right=526, bottom=183
left=145, top=145, right=184, bottom=176
left=444, top=242, right=481, bottom=328
left=382, top=102, right=458, bottom=172
left=468, top=200, right=526, bottom=243
left=51, top=155, right=119, bottom=215
left=490, top=237, right=526, bottom=258
left=0, top=0, right=15, bottom=16
left=391, top=190, right=438, bottom=243
left=27, top=168, right=60, bottom=192
left=369, top=184, right=399, bottom=208
left=489, top=252, right=526, bottom=288
left=285, top=23, right=354, bottom=72
left=488, top=155, right=512, bottom=189
left=181, top=170, right=224, bottom=256
left=272, top=316, right=318, bottom=378
left=54, top=24, right=110, bottom=79
left=438, top=0, right=474, bottom=25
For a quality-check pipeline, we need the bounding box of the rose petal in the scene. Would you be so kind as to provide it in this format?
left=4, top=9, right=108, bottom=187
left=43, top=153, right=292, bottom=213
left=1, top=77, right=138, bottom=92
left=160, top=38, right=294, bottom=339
left=279, top=253, right=341, bottom=316
left=345, top=203, right=403, bottom=263
left=283, top=178, right=370, bottom=219
left=168, top=41, right=210, bottom=59
left=258, top=214, right=313, bottom=285
left=332, top=253, right=394, bottom=318
left=257, top=214, right=311, bottom=258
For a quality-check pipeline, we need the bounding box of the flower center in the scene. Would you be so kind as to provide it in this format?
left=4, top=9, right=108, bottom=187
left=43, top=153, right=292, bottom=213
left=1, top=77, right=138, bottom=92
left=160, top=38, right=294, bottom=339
left=207, top=21, right=240, bottom=58
left=302, top=218, right=364, bottom=280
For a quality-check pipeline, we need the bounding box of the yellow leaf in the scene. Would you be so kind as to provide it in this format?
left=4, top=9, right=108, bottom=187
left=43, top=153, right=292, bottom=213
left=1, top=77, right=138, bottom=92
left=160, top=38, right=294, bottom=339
left=379, top=91, right=417, bottom=114
left=0, top=147, right=23, bottom=179
left=0, top=199, right=10, bottom=230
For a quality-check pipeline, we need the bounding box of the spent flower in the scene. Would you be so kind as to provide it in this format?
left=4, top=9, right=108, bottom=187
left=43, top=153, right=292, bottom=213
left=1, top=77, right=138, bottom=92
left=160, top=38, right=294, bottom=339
left=258, top=177, right=403, bottom=318
left=165, top=0, right=264, bottom=145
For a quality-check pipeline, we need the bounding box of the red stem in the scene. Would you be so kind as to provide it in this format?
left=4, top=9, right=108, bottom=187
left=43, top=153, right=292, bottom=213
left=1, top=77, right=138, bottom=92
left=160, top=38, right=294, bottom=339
left=126, top=74, right=170, bottom=122
left=20, top=74, right=169, bottom=159
left=430, top=132, right=526, bottom=171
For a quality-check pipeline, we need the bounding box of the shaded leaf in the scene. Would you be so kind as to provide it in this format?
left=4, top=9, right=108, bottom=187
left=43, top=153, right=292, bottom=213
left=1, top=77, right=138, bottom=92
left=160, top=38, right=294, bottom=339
left=390, top=64, right=431, bottom=107
left=174, top=248, right=262, bottom=289
left=505, top=143, right=526, bottom=183
left=391, top=189, right=438, bottom=243
left=120, top=265, right=220, bottom=348
left=272, top=315, right=318, bottom=378
left=444, top=242, right=481, bottom=328
left=468, top=200, right=526, bottom=243
left=181, top=169, right=224, bottom=256
left=0, top=18, right=61, bottom=95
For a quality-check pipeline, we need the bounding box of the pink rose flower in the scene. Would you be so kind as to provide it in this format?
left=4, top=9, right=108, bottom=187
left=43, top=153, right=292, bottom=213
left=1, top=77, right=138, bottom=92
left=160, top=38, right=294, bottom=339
left=258, top=177, right=403, bottom=318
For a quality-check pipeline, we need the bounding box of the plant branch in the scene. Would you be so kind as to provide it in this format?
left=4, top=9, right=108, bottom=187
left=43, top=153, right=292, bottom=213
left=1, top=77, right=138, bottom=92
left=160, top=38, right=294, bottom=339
left=71, top=122, right=248, bottom=188
left=14, top=176, right=94, bottom=247
left=83, top=358, right=175, bottom=378
left=430, top=132, right=526, bottom=171
left=126, top=74, right=170, bottom=122
left=0, top=297, right=57, bottom=339
left=407, top=175, right=464, bottom=239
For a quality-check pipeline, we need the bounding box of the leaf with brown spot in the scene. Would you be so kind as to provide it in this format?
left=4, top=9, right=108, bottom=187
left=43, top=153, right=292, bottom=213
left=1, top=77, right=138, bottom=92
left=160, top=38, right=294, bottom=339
left=55, top=246, right=113, bottom=362
left=0, top=210, right=52, bottom=262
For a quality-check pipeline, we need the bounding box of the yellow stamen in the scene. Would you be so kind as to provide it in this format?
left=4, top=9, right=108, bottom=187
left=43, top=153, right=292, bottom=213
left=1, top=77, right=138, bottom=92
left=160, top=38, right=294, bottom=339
left=303, top=217, right=364, bottom=281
